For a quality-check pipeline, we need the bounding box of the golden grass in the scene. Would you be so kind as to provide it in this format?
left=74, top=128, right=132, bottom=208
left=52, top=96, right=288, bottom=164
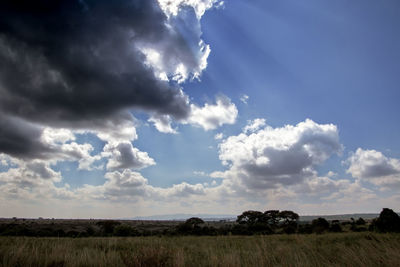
left=1, top=233, right=400, bottom=266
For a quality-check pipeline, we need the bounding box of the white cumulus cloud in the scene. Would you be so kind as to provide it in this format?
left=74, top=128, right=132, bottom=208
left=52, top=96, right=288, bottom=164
left=187, top=96, right=238, bottom=130
left=103, top=142, right=156, bottom=171
left=217, top=119, right=343, bottom=190
left=148, top=114, right=178, bottom=134
left=157, top=0, right=223, bottom=19
left=346, top=148, right=400, bottom=189
left=243, top=118, right=266, bottom=133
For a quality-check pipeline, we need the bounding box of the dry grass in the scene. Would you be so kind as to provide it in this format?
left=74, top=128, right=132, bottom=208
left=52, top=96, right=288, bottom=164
left=1, top=233, right=400, bottom=266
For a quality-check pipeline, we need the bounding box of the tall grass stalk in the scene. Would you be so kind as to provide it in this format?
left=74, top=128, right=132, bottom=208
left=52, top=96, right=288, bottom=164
left=1, top=233, right=400, bottom=266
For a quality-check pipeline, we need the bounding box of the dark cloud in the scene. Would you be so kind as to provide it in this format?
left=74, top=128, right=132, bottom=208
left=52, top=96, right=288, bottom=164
left=0, top=0, right=190, bottom=124
left=0, top=0, right=202, bottom=158
left=0, top=115, right=53, bottom=159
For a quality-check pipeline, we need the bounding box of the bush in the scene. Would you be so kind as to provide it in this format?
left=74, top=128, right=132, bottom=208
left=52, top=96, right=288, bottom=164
left=356, top=217, right=366, bottom=225
left=330, top=222, right=342, bottom=233
left=298, top=224, right=313, bottom=234
left=113, top=224, right=139, bottom=236
left=176, top=217, right=206, bottom=235
left=374, top=208, right=400, bottom=233
left=282, top=223, right=297, bottom=234
left=312, top=218, right=329, bottom=234
left=96, top=220, right=121, bottom=235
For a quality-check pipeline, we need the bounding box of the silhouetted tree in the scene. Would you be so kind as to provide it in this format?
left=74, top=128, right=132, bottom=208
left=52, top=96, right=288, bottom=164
left=176, top=217, right=205, bottom=235
left=237, top=211, right=264, bottom=225
left=311, top=218, right=329, bottom=234
left=278, top=210, right=299, bottom=234
left=236, top=210, right=274, bottom=234
left=185, top=217, right=205, bottom=226
left=113, top=224, right=138, bottom=236
left=330, top=220, right=342, bottom=232
left=85, top=226, right=95, bottom=236
left=96, top=220, right=121, bottom=235
left=298, top=223, right=313, bottom=234
left=374, top=208, right=400, bottom=232
left=279, top=210, right=299, bottom=224
left=356, top=217, right=366, bottom=225
left=263, top=210, right=280, bottom=226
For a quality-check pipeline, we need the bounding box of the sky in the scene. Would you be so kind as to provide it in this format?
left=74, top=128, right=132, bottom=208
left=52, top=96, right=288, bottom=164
left=0, top=0, right=400, bottom=218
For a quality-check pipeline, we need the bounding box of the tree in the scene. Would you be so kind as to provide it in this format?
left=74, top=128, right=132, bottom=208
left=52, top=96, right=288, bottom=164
left=176, top=217, right=205, bottom=235
left=278, top=210, right=299, bottom=234
left=96, top=220, right=121, bottom=235
left=185, top=217, right=205, bottom=226
left=356, top=217, right=366, bottom=225
left=374, top=208, right=400, bottom=232
left=311, top=218, right=329, bottom=234
left=236, top=211, right=264, bottom=225
left=278, top=210, right=299, bottom=225
left=330, top=220, right=342, bottom=232
left=236, top=210, right=274, bottom=234
left=113, top=224, right=137, bottom=236
left=263, top=210, right=280, bottom=227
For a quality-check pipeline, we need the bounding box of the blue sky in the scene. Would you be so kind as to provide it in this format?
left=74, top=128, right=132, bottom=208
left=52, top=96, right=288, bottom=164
left=142, top=0, right=400, bottom=189
left=0, top=0, right=399, bottom=218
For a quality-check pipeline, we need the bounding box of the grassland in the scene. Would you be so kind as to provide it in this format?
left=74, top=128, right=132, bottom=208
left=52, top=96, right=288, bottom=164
left=1, top=233, right=400, bottom=266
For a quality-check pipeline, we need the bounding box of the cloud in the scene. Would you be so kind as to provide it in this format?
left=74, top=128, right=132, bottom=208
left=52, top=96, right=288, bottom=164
left=9, top=125, right=103, bottom=170
left=138, top=11, right=211, bottom=83
left=346, top=148, right=400, bottom=188
left=103, top=142, right=156, bottom=170
left=163, top=182, right=206, bottom=197
left=76, top=169, right=207, bottom=202
left=0, top=115, right=54, bottom=159
left=76, top=169, right=151, bottom=201
left=0, top=0, right=220, bottom=159
left=0, top=158, right=68, bottom=201
left=186, top=96, right=238, bottom=130
left=41, top=128, right=76, bottom=145
left=157, top=0, right=223, bottom=19
left=60, top=142, right=101, bottom=170
left=91, top=113, right=139, bottom=143
left=240, top=94, right=249, bottom=104
left=102, top=170, right=152, bottom=199
left=0, top=115, right=104, bottom=169
left=149, top=96, right=238, bottom=132
left=216, top=119, right=343, bottom=190
left=0, top=1, right=190, bottom=124
left=193, top=171, right=217, bottom=179
left=214, top=133, right=224, bottom=140
left=243, top=118, right=266, bottom=133
left=148, top=114, right=178, bottom=134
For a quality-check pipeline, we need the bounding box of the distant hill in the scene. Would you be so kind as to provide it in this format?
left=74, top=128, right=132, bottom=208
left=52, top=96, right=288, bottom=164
left=129, top=214, right=236, bottom=221
left=129, top=213, right=383, bottom=222
left=299, top=213, right=380, bottom=222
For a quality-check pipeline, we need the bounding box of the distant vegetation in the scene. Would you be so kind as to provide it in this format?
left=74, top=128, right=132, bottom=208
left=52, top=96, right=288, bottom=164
left=1, top=208, right=400, bottom=266
left=0, top=208, right=399, bottom=237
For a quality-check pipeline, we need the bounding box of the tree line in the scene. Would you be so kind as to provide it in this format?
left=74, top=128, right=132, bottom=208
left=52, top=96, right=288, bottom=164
left=0, top=208, right=399, bottom=237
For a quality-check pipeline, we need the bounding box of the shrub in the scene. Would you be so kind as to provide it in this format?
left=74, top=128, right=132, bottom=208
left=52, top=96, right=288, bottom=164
left=96, top=220, right=121, bottom=235
left=330, top=222, right=342, bottom=233
left=176, top=217, right=206, bottom=235
left=356, top=217, right=366, bottom=225
left=298, top=224, right=313, bottom=234
left=113, top=224, right=138, bottom=236
left=374, top=208, right=400, bottom=232
left=311, top=218, right=329, bottom=234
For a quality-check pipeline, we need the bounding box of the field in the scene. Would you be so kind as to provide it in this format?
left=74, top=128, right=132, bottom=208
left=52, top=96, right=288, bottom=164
left=1, top=233, right=400, bottom=266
